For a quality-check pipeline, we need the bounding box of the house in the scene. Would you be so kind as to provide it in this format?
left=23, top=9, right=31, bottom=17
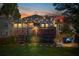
left=23, top=14, right=55, bottom=28
left=0, top=15, right=11, bottom=38
left=39, top=18, right=54, bottom=28
left=12, top=19, right=27, bottom=36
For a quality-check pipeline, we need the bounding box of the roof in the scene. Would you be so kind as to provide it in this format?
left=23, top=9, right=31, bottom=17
left=13, top=19, right=25, bottom=23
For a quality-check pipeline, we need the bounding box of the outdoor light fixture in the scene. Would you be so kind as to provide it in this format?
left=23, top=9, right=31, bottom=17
left=33, top=26, right=38, bottom=31
left=28, top=23, right=34, bottom=26
left=32, top=26, right=39, bottom=35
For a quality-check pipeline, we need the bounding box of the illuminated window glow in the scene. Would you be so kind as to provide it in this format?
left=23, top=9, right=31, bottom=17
left=45, top=24, right=48, bottom=27
left=18, top=23, right=22, bottom=28
left=14, top=23, right=18, bottom=28
left=41, top=24, right=44, bottom=27
left=14, top=23, right=27, bottom=28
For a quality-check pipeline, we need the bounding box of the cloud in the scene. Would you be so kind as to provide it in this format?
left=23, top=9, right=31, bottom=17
left=18, top=6, right=34, bottom=14
left=21, top=13, right=31, bottom=18
left=18, top=6, right=63, bottom=18
left=18, top=6, right=53, bottom=15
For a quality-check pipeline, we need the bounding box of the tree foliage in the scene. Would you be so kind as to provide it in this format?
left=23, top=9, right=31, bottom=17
left=0, top=3, right=21, bottom=19
left=53, top=3, right=79, bottom=33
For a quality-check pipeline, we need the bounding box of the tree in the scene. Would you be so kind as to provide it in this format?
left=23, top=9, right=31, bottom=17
left=0, top=3, right=21, bottom=19
left=53, top=3, right=79, bottom=33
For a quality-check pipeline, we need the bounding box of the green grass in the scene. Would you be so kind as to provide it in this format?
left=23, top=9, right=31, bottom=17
left=0, top=44, right=78, bottom=56
left=0, top=36, right=79, bottom=56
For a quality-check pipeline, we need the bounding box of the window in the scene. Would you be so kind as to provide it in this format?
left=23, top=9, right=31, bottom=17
left=18, top=23, right=22, bottom=28
left=45, top=24, right=48, bottom=28
left=14, top=23, right=18, bottom=28
left=41, top=24, right=44, bottom=27
left=4, top=23, right=8, bottom=27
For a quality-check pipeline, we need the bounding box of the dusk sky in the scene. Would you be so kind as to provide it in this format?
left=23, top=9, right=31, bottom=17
left=18, top=3, right=59, bottom=18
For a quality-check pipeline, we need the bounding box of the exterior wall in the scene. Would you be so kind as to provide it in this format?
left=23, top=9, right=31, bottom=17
left=0, top=15, right=11, bottom=38
left=12, top=22, right=27, bottom=36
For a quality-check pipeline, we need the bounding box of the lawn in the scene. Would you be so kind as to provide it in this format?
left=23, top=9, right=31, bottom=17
left=0, top=36, right=79, bottom=56
left=0, top=44, right=79, bottom=56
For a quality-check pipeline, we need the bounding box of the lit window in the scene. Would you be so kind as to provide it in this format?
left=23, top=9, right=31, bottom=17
left=18, top=23, right=22, bottom=28
left=45, top=24, right=48, bottom=28
left=14, top=23, right=18, bottom=28
left=41, top=24, right=44, bottom=27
